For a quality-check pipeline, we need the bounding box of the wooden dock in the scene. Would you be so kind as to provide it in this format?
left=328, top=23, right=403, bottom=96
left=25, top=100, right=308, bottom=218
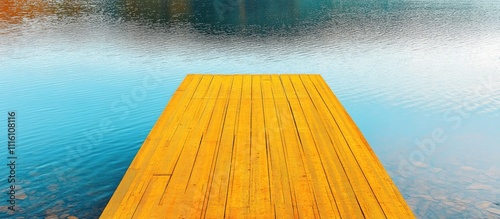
left=101, top=74, right=414, bottom=218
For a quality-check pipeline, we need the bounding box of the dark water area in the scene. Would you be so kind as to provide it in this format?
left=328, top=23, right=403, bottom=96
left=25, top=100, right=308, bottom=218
left=0, top=0, right=499, bottom=218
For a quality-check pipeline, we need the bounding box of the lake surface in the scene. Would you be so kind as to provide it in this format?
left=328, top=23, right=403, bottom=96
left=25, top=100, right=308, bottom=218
left=0, top=0, right=499, bottom=218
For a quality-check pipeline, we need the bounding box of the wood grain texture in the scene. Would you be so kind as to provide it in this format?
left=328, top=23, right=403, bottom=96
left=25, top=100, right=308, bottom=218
left=101, top=74, right=415, bottom=219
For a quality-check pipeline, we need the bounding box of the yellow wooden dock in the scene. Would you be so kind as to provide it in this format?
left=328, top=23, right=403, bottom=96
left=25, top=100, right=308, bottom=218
left=101, top=74, right=414, bottom=218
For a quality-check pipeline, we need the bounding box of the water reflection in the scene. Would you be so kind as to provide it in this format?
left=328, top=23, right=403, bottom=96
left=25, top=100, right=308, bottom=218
left=104, top=0, right=394, bottom=27
left=0, top=0, right=92, bottom=25
left=1, top=0, right=396, bottom=30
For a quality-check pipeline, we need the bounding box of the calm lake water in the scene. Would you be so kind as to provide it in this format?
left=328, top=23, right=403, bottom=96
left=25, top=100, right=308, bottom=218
left=1, top=0, right=499, bottom=218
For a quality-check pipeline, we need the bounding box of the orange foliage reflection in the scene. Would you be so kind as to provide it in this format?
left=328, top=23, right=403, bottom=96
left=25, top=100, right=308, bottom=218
left=0, top=0, right=53, bottom=24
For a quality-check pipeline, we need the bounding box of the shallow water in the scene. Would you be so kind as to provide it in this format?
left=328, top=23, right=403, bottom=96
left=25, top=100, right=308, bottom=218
left=0, top=0, right=499, bottom=218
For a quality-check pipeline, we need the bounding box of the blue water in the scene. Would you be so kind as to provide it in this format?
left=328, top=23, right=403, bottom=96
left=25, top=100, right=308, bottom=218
left=0, top=0, right=499, bottom=218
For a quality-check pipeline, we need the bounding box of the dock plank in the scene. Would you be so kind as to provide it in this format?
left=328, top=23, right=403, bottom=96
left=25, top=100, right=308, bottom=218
left=226, top=74, right=252, bottom=217
left=101, top=74, right=415, bottom=219
left=204, top=75, right=242, bottom=218
left=270, top=74, right=318, bottom=218
left=261, top=75, right=295, bottom=218
left=280, top=75, right=340, bottom=218
left=153, top=75, right=222, bottom=218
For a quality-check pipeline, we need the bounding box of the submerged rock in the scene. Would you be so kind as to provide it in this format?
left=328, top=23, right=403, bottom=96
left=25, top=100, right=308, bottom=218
left=486, top=208, right=500, bottom=215
left=476, top=201, right=493, bottom=209
left=429, top=167, right=443, bottom=173
left=466, top=183, right=494, bottom=190
left=47, top=184, right=59, bottom=192
left=0, top=206, right=9, bottom=212
left=29, top=171, right=40, bottom=177
left=429, top=188, right=447, bottom=200
left=17, top=192, right=27, bottom=200
left=406, top=197, right=419, bottom=207
left=460, top=166, right=477, bottom=172
left=467, top=207, right=484, bottom=218
left=485, top=166, right=499, bottom=180
left=415, top=194, right=433, bottom=201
